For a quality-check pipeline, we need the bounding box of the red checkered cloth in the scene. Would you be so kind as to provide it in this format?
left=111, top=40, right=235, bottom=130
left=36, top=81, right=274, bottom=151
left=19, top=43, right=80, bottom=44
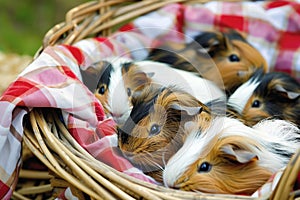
left=0, top=1, right=299, bottom=199
left=124, top=0, right=300, bottom=80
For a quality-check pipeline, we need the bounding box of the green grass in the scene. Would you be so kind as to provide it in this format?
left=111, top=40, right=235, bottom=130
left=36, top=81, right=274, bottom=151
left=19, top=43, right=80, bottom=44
left=0, top=0, right=87, bottom=56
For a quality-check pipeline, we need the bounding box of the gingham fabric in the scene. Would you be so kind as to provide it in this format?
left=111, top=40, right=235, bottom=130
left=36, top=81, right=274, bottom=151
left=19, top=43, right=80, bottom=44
left=0, top=1, right=299, bottom=199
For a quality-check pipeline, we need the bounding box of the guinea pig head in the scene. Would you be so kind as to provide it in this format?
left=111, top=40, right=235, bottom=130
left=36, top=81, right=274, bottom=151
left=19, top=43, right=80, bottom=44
left=93, top=58, right=151, bottom=125
left=193, top=29, right=267, bottom=94
left=163, top=134, right=272, bottom=195
left=117, top=85, right=211, bottom=179
left=93, top=61, right=114, bottom=114
left=229, top=71, right=300, bottom=126
left=79, top=60, right=113, bottom=114
left=121, top=62, right=153, bottom=100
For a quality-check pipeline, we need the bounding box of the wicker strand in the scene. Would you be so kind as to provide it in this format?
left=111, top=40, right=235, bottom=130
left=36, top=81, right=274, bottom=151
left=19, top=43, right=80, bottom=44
left=11, top=192, right=32, bottom=200
left=19, top=169, right=52, bottom=179
left=16, top=184, right=53, bottom=195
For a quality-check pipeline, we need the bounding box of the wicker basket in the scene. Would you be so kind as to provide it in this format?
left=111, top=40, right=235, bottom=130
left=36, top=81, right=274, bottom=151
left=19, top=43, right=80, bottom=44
left=12, top=0, right=300, bottom=199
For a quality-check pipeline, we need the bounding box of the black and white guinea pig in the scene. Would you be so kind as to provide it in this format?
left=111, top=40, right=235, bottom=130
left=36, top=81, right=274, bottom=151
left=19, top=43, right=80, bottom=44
left=147, top=29, right=267, bottom=94
left=227, top=70, right=300, bottom=126
left=117, top=84, right=212, bottom=182
left=163, top=116, right=300, bottom=195
left=80, top=56, right=152, bottom=125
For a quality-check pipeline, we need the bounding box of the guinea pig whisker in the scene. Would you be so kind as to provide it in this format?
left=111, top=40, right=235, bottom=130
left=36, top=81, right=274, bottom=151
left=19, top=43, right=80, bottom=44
left=144, top=152, right=164, bottom=170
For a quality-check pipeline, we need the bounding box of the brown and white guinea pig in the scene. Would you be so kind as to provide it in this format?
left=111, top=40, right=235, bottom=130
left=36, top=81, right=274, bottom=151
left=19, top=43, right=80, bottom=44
left=147, top=29, right=267, bottom=94
left=227, top=69, right=300, bottom=126
left=117, top=84, right=212, bottom=182
left=125, top=60, right=226, bottom=104
left=80, top=56, right=152, bottom=125
left=163, top=116, right=300, bottom=195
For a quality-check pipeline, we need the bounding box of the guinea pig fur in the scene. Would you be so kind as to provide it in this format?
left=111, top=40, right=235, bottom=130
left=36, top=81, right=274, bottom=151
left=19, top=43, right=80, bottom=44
left=227, top=70, right=300, bottom=126
left=117, top=84, right=212, bottom=182
left=88, top=57, right=151, bottom=125
left=163, top=116, right=300, bottom=195
left=147, top=29, right=267, bottom=94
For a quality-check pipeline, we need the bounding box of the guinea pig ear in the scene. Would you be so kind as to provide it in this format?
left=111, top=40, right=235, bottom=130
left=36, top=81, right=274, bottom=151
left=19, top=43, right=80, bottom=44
left=169, top=103, right=203, bottom=116
left=221, top=145, right=258, bottom=164
left=134, top=71, right=152, bottom=87
left=193, top=31, right=231, bottom=56
left=274, top=85, right=300, bottom=100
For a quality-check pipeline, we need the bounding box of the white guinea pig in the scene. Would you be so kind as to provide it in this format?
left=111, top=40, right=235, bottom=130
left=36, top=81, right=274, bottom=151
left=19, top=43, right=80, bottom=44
left=163, top=116, right=300, bottom=195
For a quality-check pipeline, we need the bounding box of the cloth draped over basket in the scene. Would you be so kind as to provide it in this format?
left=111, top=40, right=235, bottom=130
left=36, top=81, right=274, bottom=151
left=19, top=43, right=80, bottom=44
left=1, top=1, right=300, bottom=199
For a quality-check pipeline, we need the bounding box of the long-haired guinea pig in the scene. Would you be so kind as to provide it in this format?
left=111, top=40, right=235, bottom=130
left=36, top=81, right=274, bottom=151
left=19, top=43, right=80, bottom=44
left=117, top=84, right=212, bottom=182
left=80, top=57, right=152, bottom=125
left=125, top=60, right=226, bottom=104
left=163, top=116, right=300, bottom=195
left=227, top=70, right=300, bottom=126
left=147, top=29, right=267, bottom=94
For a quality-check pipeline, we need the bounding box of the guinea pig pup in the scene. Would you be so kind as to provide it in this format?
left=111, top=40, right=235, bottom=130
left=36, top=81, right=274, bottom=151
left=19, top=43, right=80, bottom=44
left=117, top=84, right=212, bottom=182
left=147, top=29, right=267, bottom=94
left=163, top=116, right=300, bottom=195
left=227, top=70, right=300, bottom=126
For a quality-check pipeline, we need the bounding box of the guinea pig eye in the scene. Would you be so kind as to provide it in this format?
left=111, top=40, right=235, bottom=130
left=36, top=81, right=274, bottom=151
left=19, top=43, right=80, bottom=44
left=251, top=100, right=261, bottom=108
left=149, top=124, right=161, bottom=136
left=198, top=162, right=212, bottom=173
left=98, top=85, right=106, bottom=95
left=127, top=88, right=132, bottom=97
left=228, top=54, right=240, bottom=62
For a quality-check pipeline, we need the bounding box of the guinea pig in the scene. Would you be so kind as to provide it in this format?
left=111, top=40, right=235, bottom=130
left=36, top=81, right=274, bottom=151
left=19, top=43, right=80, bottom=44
left=163, top=116, right=300, bottom=195
left=147, top=29, right=267, bottom=94
left=227, top=70, right=300, bottom=126
left=117, top=84, right=212, bottom=182
left=125, top=60, right=226, bottom=104
left=80, top=56, right=152, bottom=125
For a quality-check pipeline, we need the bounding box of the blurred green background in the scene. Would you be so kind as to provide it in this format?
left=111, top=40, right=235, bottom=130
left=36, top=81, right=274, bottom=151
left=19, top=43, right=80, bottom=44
left=0, top=0, right=88, bottom=56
